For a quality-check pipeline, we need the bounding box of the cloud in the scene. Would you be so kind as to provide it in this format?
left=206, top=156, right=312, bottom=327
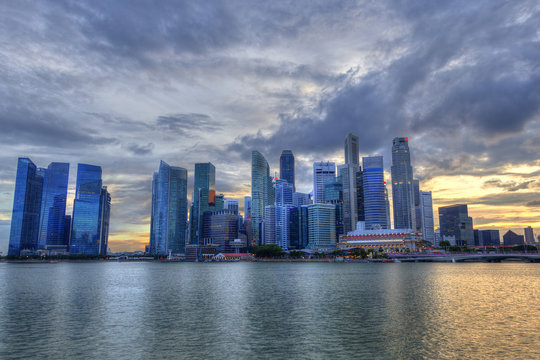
left=483, top=179, right=536, bottom=192
left=156, top=113, right=220, bottom=135
left=126, top=143, right=154, bottom=156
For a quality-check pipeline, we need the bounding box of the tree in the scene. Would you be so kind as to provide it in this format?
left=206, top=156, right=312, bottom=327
left=252, top=244, right=284, bottom=258
left=439, top=240, right=451, bottom=249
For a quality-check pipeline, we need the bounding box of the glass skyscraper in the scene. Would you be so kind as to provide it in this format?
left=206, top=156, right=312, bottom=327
left=362, top=156, right=388, bottom=230
left=275, top=179, right=293, bottom=206
left=8, top=158, right=44, bottom=255
left=337, top=163, right=359, bottom=233
left=251, top=151, right=271, bottom=246
left=38, top=162, right=70, bottom=250
left=313, top=162, right=336, bottom=204
left=190, top=162, right=216, bottom=245
left=391, top=137, right=416, bottom=230
left=344, top=133, right=359, bottom=166
left=438, top=204, right=473, bottom=247
left=279, top=150, right=295, bottom=192
left=71, top=164, right=111, bottom=255
left=149, top=161, right=188, bottom=255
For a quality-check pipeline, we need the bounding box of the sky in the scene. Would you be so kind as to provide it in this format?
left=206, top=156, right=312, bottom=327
left=1, top=0, right=539, bottom=253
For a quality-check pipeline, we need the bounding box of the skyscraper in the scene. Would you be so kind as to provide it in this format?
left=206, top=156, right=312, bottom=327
left=338, top=164, right=359, bottom=233
left=524, top=226, right=534, bottom=245
left=149, top=161, right=188, bottom=255
left=438, top=204, right=473, bottom=247
left=419, top=191, right=435, bottom=244
left=325, top=179, right=344, bottom=241
left=224, top=199, right=239, bottom=213
left=293, top=192, right=311, bottom=207
left=306, top=203, right=336, bottom=250
left=280, top=150, right=295, bottom=192
left=8, top=158, right=44, bottom=255
left=190, top=162, right=216, bottom=245
left=244, top=196, right=252, bottom=218
left=263, top=204, right=276, bottom=246
left=275, top=179, right=293, bottom=206
left=362, top=156, right=388, bottom=230
left=344, top=132, right=359, bottom=166
left=201, top=209, right=239, bottom=252
left=275, top=205, right=297, bottom=250
left=38, top=162, right=70, bottom=250
left=252, top=151, right=271, bottom=245
left=391, top=137, right=416, bottom=230
left=313, top=162, right=336, bottom=204
left=413, top=179, right=422, bottom=233
left=71, top=164, right=111, bottom=255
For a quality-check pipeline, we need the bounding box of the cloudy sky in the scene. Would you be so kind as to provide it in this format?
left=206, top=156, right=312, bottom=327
left=1, top=0, right=539, bottom=252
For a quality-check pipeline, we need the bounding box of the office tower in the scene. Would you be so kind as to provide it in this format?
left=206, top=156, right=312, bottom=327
left=251, top=151, right=271, bottom=246
left=362, top=156, right=388, bottom=230
left=293, top=192, right=311, bottom=207
left=275, top=179, right=293, bottom=206
left=384, top=183, right=391, bottom=229
left=419, top=191, right=435, bottom=244
left=313, top=162, right=335, bottom=204
left=298, top=205, right=309, bottom=249
left=8, top=158, right=44, bottom=255
left=244, top=196, right=252, bottom=218
left=344, top=132, right=359, bottom=166
left=149, top=161, right=188, bottom=255
left=306, top=204, right=336, bottom=249
left=224, top=199, right=239, bottom=213
left=71, top=164, right=111, bottom=255
left=324, top=179, right=344, bottom=241
left=263, top=204, right=276, bottom=245
left=190, top=162, right=216, bottom=245
left=275, top=205, right=297, bottom=250
left=280, top=150, right=295, bottom=192
left=474, top=229, right=500, bottom=247
left=201, top=209, right=239, bottom=252
left=503, top=230, right=525, bottom=246
left=413, top=180, right=422, bottom=233
left=391, top=137, right=416, bottom=230
left=524, top=226, right=534, bottom=245
left=38, top=162, right=70, bottom=250
left=356, top=169, right=365, bottom=222
left=338, top=164, right=359, bottom=233
left=438, top=204, right=474, bottom=247
left=63, top=215, right=71, bottom=247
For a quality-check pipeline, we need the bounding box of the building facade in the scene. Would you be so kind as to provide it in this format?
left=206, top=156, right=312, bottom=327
left=252, top=151, right=271, bottom=246
left=275, top=179, right=293, bottom=206
left=190, top=162, right=216, bottom=245
left=313, top=162, right=336, bottom=204
left=438, top=204, right=474, bottom=247
left=338, top=163, right=359, bottom=234
left=419, top=191, right=435, bottom=244
left=344, top=132, right=359, bottom=166
left=391, top=137, right=416, bottom=230
left=71, top=164, right=111, bottom=255
left=362, top=156, right=388, bottom=230
left=279, top=150, right=295, bottom=192
left=306, top=203, right=336, bottom=250
left=524, top=226, right=535, bottom=245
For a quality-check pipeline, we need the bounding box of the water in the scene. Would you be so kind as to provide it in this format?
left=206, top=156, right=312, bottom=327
left=0, top=262, right=538, bottom=359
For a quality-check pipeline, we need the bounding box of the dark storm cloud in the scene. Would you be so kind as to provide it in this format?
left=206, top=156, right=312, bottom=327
left=228, top=1, right=540, bottom=174
left=526, top=200, right=540, bottom=207
left=435, top=192, right=540, bottom=208
left=126, top=143, right=154, bottom=156
left=156, top=113, right=220, bottom=135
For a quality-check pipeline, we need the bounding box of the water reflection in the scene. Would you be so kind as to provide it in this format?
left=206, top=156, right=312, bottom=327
left=0, top=262, right=538, bottom=359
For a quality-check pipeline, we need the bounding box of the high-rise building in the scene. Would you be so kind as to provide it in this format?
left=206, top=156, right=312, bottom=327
left=391, top=137, right=416, bottom=230
left=313, top=162, right=335, bottom=204
left=275, top=205, right=297, bottom=250
left=149, top=161, right=188, bottom=255
left=419, top=191, right=435, bottom=244
left=338, top=164, right=359, bottom=234
left=280, top=150, right=295, bottom=192
left=190, top=162, right=216, bottom=245
left=252, top=151, right=271, bottom=246
left=413, top=180, right=422, bottom=233
left=524, top=226, right=535, bottom=245
left=293, top=192, right=311, bottom=207
left=306, top=204, right=336, bottom=250
left=298, top=205, right=309, bottom=249
left=244, top=196, right=252, bottom=218
left=384, top=184, right=391, bottom=229
left=275, top=179, right=293, bottom=206
left=201, top=209, right=239, bottom=252
left=263, top=204, right=276, bottom=246
left=362, top=156, right=388, bottom=230
left=438, top=204, right=473, bottom=247
left=71, top=164, right=111, bottom=255
left=344, top=132, right=359, bottom=166
left=37, top=162, right=70, bottom=251
left=8, top=158, right=44, bottom=255
left=325, top=179, right=344, bottom=242
left=224, top=199, right=239, bottom=213
left=356, top=169, right=365, bottom=222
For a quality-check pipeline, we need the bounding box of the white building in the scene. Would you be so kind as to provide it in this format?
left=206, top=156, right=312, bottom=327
left=313, top=162, right=336, bottom=204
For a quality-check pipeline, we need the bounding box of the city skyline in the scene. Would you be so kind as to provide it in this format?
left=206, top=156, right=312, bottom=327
left=1, top=1, right=540, bottom=252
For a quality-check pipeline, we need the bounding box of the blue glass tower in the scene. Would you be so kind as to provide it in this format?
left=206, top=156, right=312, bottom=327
left=279, top=150, right=295, bottom=192
left=251, top=151, right=271, bottom=246
left=38, top=162, right=70, bottom=250
left=71, top=164, right=110, bottom=255
left=190, top=162, right=216, bottom=245
left=275, top=179, right=293, bottom=206
left=150, top=161, right=188, bottom=255
left=8, top=158, right=44, bottom=255
left=363, top=156, right=389, bottom=229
